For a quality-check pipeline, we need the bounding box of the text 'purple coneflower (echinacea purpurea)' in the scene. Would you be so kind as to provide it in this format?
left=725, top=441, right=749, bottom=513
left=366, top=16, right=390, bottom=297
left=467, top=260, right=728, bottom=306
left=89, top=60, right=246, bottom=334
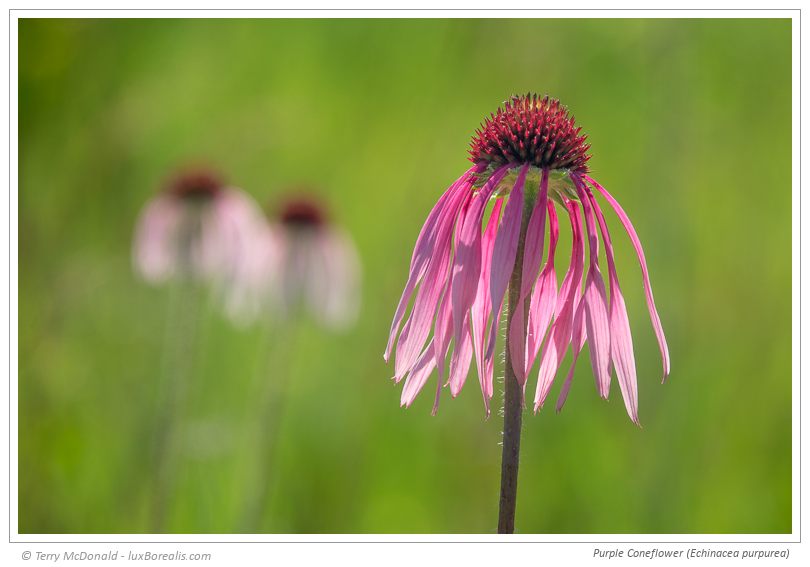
left=384, top=94, right=670, bottom=425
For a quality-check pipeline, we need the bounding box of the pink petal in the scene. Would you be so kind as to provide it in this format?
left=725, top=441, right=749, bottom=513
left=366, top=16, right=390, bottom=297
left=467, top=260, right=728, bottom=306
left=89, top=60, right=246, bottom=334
left=451, top=166, right=509, bottom=363
left=432, top=195, right=472, bottom=383
left=526, top=267, right=556, bottom=371
left=471, top=198, right=503, bottom=415
left=392, top=318, right=412, bottom=384
left=506, top=303, right=527, bottom=386
left=400, top=339, right=438, bottom=408
left=508, top=169, right=549, bottom=384
left=483, top=296, right=505, bottom=413
left=298, top=227, right=362, bottom=330
left=555, top=296, right=586, bottom=412
left=554, top=229, right=578, bottom=320
left=606, top=283, right=639, bottom=423
left=432, top=282, right=454, bottom=385
left=393, top=182, right=471, bottom=379
left=526, top=200, right=559, bottom=372
left=212, top=188, right=268, bottom=276
left=587, top=189, right=639, bottom=424
left=576, top=180, right=612, bottom=400
left=583, top=174, right=670, bottom=381
left=534, top=200, right=585, bottom=411
left=384, top=166, right=479, bottom=361
left=571, top=290, right=587, bottom=354
left=487, top=164, right=528, bottom=385
left=519, top=169, right=550, bottom=300
left=582, top=267, right=612, bottom=399
left=448, top=320, right=474, bottom=397
left=133, top=195, right=182, bottom=283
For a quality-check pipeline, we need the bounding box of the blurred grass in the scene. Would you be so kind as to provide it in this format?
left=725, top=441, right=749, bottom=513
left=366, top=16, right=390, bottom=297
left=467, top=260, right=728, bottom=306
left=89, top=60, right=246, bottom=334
left=18, top=18, right=792, bottom=534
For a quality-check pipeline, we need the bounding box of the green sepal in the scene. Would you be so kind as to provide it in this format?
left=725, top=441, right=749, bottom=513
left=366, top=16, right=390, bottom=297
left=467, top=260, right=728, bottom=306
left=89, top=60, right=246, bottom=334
left=474, top=164, right=579, bottom=207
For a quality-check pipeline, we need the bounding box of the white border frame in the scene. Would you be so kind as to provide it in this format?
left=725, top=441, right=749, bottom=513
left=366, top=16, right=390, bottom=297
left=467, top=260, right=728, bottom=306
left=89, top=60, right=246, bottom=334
left=2, top=5, right=803, bottom=550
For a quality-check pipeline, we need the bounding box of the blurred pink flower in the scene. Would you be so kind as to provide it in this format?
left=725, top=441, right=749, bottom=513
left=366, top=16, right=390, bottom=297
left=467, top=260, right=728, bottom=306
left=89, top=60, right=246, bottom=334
left=226, top=196, right=361, bottom=330
left=385, top=94, right=669, bottom=421
left=133, top=169, right=267, bottom=288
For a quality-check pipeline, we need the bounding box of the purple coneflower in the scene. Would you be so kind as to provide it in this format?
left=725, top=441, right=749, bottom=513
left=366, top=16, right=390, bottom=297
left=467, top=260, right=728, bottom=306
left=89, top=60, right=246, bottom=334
left=133, top=168, right=267, bottom=531
left=227, top=195, right=361, bottom=330
left=234, top=195, right=361, bottom=531
left=133, top=169, right=266, bottom=288
left=384, top=94, right=669, bottom=533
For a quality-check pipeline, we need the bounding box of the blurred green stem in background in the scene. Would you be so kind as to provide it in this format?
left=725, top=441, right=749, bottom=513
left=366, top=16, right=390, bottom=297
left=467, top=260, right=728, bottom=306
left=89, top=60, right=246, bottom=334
left=150, top=214, right=204, bottom=532
left=239, top=321, right=298, bottom=533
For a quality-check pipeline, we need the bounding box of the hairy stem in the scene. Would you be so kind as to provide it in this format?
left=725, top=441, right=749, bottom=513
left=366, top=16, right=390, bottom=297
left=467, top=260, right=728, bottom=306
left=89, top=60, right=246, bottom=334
left=497, top=188, right=533, bottom=534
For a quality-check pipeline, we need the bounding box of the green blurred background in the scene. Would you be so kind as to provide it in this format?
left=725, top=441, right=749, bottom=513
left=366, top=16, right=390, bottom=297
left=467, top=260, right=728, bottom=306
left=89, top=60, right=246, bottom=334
left=18, top=18, right=792, bottom=534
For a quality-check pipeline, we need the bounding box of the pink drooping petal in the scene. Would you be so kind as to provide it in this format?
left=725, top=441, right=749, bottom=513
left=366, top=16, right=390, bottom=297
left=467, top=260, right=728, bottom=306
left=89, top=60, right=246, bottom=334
left=384, top=166, right=480, bottom=361
left=197, top=199, right=236, bottom=282
left=393, top=318, right=412, bottom=384
left=583, top=174, right=670, bottom=381
left=576, top=180, right=612, bottom=400
left=199, top=188, right=268, bottom=295
left=554, top=205, right=579, bottom=322
left=547, top=199, right=560, bottom=254
left=526, top=267, right=556, bottom=371
left=133, top=195, right=183, bottom=283
left=400, top=339, right=438, bottom=408
left=582, top=270, right=611, bottom=398
left=556, top=295, right=586, bottom=412
left=432, top=281, right=454, bottom=386
left=471, top=198, right=503, bottom=415
left=508, top=169, right=549, bottom=384
left=506, top=303, right=527, bottom=385
left=588, top=189, right=639, bottom=424
left=431, top=290, right=454, bottom=415
left=484, top=296, right=504, bottom=410
left=393, top=180, right=471, bottom=379
left=451, top=166, right=509, bottom=362
left=448, top=320, right=474, bottom=397
left=223, top=222, right=282, bottom=326
left=519, top=169, right=550, bottom=300
left=296, top=227, right=363, bottom=330
left=526, top=200, right=559, bottom=372
left=431, top=193, right=473, bottom=385
left=605, top=278, right=638, bottom=422
left=394, top=236, right=454, bottom=380
left=323, top=228, right=362, bottom=329
left=487, top=163, right=528, bottom=384
left=534, top=200, right=584, bottom=411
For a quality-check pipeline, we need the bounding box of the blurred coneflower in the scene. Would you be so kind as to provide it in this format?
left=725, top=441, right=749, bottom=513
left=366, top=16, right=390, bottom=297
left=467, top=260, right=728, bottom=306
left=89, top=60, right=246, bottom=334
left=228, top=194, right=361, bottom=330
left=133, top=168, right=266, bottom=287
left=384, top=94, right=670, bottom=533
left=236, top=193, right=360, bottom=532
left=132, top=167, right=266, bottom=532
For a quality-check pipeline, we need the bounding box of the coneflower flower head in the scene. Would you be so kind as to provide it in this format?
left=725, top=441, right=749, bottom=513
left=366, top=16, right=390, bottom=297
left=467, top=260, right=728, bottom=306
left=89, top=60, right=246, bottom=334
left=385, top=94, right=669, bottom=423
left=275, top=196, right=360, bottom=329
left=469, top=94, right=591, bottom=172
left=225, top=194, right=361, bottom=330
left=133, top=168, right=266, bottom=286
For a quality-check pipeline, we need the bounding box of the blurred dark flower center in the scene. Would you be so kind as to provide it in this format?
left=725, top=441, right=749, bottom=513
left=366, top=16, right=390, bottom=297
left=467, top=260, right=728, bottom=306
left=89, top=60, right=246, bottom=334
left=167, top=171, right=223, bottom=200
left=279, top=199, right=326, bottom=229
